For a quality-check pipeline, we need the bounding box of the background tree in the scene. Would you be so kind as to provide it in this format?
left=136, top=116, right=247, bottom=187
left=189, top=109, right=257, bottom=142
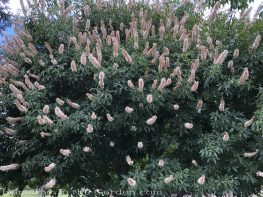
left=0, top=0, right=262, bottom=196
left=205, top=0, right=254, bottom=10
left=0, top=0, right=11, bottom=32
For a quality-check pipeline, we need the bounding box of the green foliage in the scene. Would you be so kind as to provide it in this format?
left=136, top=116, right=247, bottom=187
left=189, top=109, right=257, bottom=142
left=205, top=0, right=254, bottom=10
left=0, top=0, right=263, bottom=196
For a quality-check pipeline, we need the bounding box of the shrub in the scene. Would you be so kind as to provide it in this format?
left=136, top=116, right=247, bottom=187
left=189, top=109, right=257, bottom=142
left=0, top=0, right=262, bottom=196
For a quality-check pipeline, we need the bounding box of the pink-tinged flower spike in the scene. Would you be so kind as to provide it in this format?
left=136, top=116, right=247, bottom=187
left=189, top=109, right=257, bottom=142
left=43, top=105, right=50, bottom=114
left=164, top=175, right=173, bottom=184
left=157, top=78, right=167, bottom=90
left=125, top=106, right=134, bottom=113
left=34, top=82, right=45, bottom=90
left=83, top=147, right=91, bottom=152
left=209, top=1, right=220, bottom=20
left=134, top=31, right=139, bottom=49
left=71, top=60, right=77, bottom=72
left=207, top=36, right=213, bottom=46
left=113, top=63, right=119, bottom=69
left=40, top=132, right=51, bottom=138
left=184, top=123, right=193, bottom=129
left=196, top=100, right=203, bottom=112
left=6, top=117, right=21, bottom=125
left=37, top=115, right=45, bottom=125
left=10, top=80, right=29, bottom=92
left=59, top=44, right=64, bottom=54
left=240, top=7, right=252, bottom=19
left=112, top=37, right=119, bottom=57
left=125, top=29, right=131, bottom=42
left=50, top=54, right=58, bottom=65
left=107, top=114, right=114, bottom=121
left=44, top=178, right=56, bottom=189
left=126, top=155, right=134, bottom=166
left=15, top=100, right=28, bottom=112
left=9, top=84, right=23, bottom=95
left=44, top=42, right=53, bottom=54
left=138, top=78, right=144, bottom=92
left=23, top=76, right=33, bottom=90
left=127, top=178, right=136, bottom=187
left=137, top=142, right=143, bottom=149
left=0, top=163, right=19, bottom=171
left=192, top=160, right=198, bottom=167
left=251, top=35, right=261, bottom=50
left=80, top=52, right=87, bottom=65
left=173, top=104, right=180, bottom=110
left=190, top=81, right=199, bottom=92
left=60, top=149, right=71, bottom=156
left=159, top=23, right=165, bottom=40
left=4, top=128, right=17, bottom=136
left=44, top=163, right=56, bottom=173
left=256, top=171, right=263, bottom=177
left=16, top=94, right=27, bottom=106
left=86, top=124, right=94, bottom=133
left=147, top=43, right=157, bottom=57
left=122, top=48, right=133, bottom=64
left=96, top=45, right=102, bottom=64
left=66, top=99, right=80, bottom=109
left=197, top=175, right=206, bottom=185
left=88, top=54, right=101, bottom=68
left=188, top=69, right=196, bottom=83
left=228, top=60, right=234, bottom=73
left=120, top=23, right=124, bottom=31
left=91, top=112, right=97, bottom=120
left=110, top=141, right=115, bottom=147
left=146, top=115, right=157, bottom=125
left=239, top=68, right=249, bottom=83
left=56, top=98, right=65, bottom=105
left=146, top=94, right=153, bottom=103
left=143, top=42, right=149, bottom=55
left=158, top=159, right=164, bottom=167
left=223, top=132, right=229, bottom=141
left=98, top=71, right=105, bottom=89
left=253, top=3, right=263, bottom=19
left=165, top=78, right=172, bottom=87
left=244, top=149, right=259, bottom=158
left=127, top=80, right=135, bottom=88
left=151, top=25, right=156, bottom=38
left=39, top=59, right=46, bottom=66
left=233, top=49, right=239, bottom=59
left=28, top=43, right=38, bottom=55
left=219, top=97, right=225, bottom=112
left=244, top=116, right=254, bottom=127
left=152, top=79, right=158, bottom=89
left=213, top=50, right=228, bottom=65
left=43, top=115, right=54, bottom=125
left=85, top=19, right=90, bottom=31
left=55, top=107, right=68, bottom=120
left=85, top=43, right=90, bottom=55
left=182, top=35, right=190, bottom=52
left=86, top=93, right=93, bottom=101
left=0, top=131, right=4, bottom=136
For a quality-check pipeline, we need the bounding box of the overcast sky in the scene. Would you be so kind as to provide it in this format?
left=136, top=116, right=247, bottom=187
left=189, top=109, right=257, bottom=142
left=8, top=0, right=263, bottom=15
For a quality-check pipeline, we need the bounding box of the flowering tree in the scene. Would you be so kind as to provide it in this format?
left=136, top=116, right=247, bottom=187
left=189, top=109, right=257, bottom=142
left=0, top=0, right=263, bottom=196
